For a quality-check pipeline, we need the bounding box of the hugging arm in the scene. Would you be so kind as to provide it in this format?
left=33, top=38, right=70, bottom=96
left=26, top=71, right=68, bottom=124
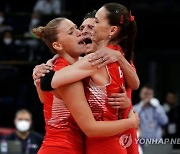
left=117, top=55, right=139, bottom=90
left=108, top=86, right=131, bottom=109
left=54, top=81, right=138, bottom=137
left=40, top=54, right=98, bottom=90
left=88, top=47, right=140, bottom=90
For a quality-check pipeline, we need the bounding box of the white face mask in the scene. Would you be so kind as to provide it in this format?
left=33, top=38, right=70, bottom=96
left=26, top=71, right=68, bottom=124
left=3, top=38, right=12, bottom=45
left=16, top=120, right=31, bottom=132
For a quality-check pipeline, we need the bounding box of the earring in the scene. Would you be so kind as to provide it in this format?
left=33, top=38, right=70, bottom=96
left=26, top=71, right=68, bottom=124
left=109, top=35, right=112, bottom=39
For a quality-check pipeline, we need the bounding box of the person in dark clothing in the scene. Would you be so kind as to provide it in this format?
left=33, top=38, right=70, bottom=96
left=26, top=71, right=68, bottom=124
left=163, top=91, right=180, bottom=149
left=3, top=109, right=43, bottom=154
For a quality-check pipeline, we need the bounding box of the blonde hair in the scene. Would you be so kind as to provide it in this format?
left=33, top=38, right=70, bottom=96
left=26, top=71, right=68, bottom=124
left=32, top=26, right=45, bottom=38
left=32, top=17, right=66, bottom=53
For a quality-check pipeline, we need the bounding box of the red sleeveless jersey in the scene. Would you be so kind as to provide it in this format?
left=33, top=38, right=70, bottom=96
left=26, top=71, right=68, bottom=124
left=84, top=55, right=127, bottom=154
left=38, top=57, right=85, bottom=154
left=84, top=45, right=139, bottom=154
left=108, top=45, right=139, bottom=154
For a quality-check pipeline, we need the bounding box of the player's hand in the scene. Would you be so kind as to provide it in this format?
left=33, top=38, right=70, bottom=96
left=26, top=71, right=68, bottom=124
left=108, top=86, right=131, bottom=109
left=32, top=63, right=52, bottom=86
left=88, top=47, right=122, bottom=68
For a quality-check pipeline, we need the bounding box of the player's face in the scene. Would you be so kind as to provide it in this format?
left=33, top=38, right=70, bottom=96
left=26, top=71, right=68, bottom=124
left=80, top=18, right=97, bottom=54
left=54, top=19, right=86, bottom=58
left=92, top=7, right=111, bottom=44
left=14, top=112, right=32, bottom=132
left=140, top=87, right=154, bottom=102
left=166, top=93, right=176, bottom=105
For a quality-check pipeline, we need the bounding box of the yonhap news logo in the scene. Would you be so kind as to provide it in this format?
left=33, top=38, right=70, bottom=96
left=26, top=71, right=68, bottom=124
left=119, top=134, right=180, bottom=148
left=137, top=138, right=180, bottom=145
left=119, top=134, right=132, bottom=148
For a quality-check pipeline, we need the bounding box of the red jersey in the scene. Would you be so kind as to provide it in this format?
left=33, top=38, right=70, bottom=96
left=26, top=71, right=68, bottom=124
left=84, top=45, right=139, bottom=154
left=38, top=57, right=85, bottom=154
left=108, top=45, right=139, bottom=154
left=84, top=59, right=127, bottom=154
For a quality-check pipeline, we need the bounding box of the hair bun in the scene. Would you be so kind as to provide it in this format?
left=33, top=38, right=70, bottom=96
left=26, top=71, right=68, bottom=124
left=32, top=26, right=45, bottom=38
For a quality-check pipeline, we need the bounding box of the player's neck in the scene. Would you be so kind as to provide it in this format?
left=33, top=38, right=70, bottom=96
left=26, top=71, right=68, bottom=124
left=96, top=39, right=109, bottom=50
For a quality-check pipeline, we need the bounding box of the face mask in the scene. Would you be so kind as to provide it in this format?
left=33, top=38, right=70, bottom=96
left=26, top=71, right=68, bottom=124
left=0, top=17, right=4, bottom=24
left=3, top=38, right=12, bottom=45
left=16, top=120, right=31, bottom=132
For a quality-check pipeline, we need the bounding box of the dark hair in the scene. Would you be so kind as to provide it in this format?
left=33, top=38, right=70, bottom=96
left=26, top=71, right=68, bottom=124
left=166, top=91, right=176, bottom=96
left=103, top=3, right=137, bottom=62
left=83, top=10, right=97, bottom=20
left=142, top=84, right=153, bottom=90
left=15, top=109, right=32, bottom=119
left=32, top=17, right=66, bottom=53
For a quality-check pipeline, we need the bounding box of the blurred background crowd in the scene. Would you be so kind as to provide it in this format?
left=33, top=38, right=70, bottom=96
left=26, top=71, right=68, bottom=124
left=0, top=0, right=179, bottom=153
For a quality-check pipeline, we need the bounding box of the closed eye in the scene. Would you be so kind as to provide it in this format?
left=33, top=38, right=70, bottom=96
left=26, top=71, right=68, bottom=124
left=95, top=17, right=99, bottom=24
left=79, top=26, right=84, bottom=31
left=95, top=20, right=99, bottom=24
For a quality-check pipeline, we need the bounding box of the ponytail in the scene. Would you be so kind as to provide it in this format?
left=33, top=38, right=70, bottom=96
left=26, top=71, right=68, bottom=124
left=124, top=20, right=137, bottom=62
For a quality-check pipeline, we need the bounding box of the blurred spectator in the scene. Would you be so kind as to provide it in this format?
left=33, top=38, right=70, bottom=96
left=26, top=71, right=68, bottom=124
left=3, top=109, right=43, bottom=154
left=33, top=0, right=62, bottom=15
left=28, top=13, right=41, bottom=31
left=0, top=12, right=5, bottom=25
left=0, top=12, right=13, bottom=34
left=0, top=31, right=17, bottom=60
left=133, top=85, right=168, bottom=139
left=0, top=30, right=36, bottom=61
left=163, top=92, right=180, bottom=139
left=23, top=13, right=42, bottom=62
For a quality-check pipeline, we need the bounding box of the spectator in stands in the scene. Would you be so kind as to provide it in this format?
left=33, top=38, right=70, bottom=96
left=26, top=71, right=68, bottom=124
left=0, top=12, right=13, bottom=34
left=163, top=91, right=180, bottom=139
left=0, top=30, right=17, bottom=60
left=0, top=12, right=5, bottom=25
left=29, top=13, right=41, bottom=31
left=0, top=30, right=34, bottom=61
left=23, top=12, right=42, bottom=62
left=33, top=0, right=61, bottom=15
left=133, top=85, right=168, bottom=139
left=3, top=109, right=43, bottom=154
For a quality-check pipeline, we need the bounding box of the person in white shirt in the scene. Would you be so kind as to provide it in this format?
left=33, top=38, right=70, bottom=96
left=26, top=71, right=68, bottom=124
left=133, top=85, right=168, bottom=139
left=33, top=0, right=61, bottom=15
